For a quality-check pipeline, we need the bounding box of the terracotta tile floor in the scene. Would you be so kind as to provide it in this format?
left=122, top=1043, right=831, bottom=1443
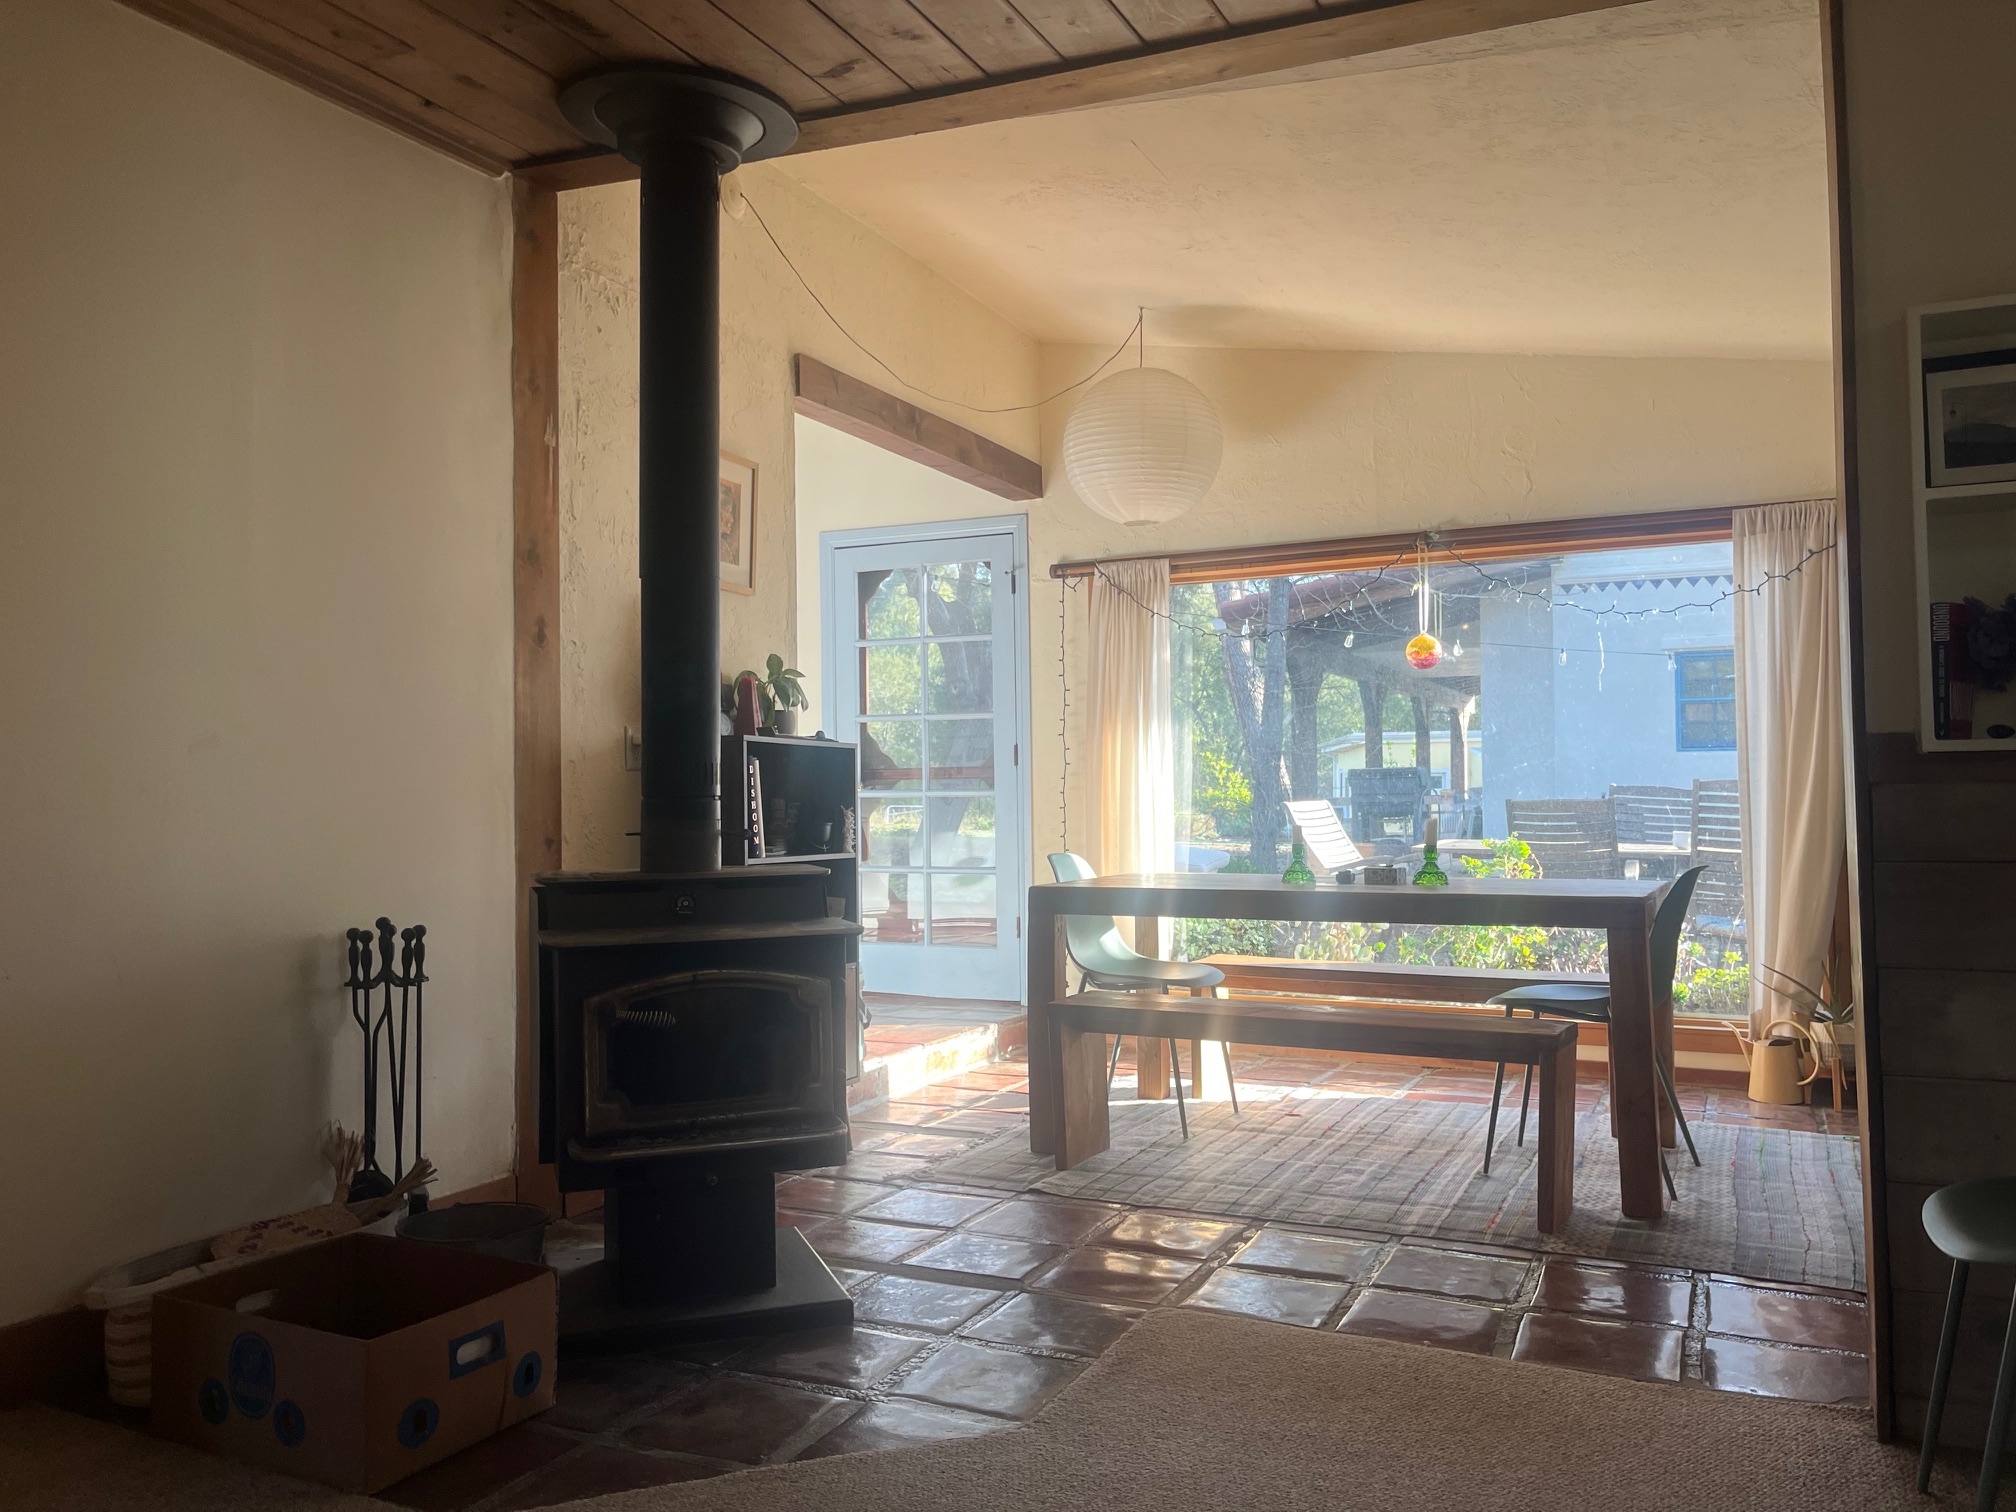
left=375, top=1045, right=1865, bottom=1510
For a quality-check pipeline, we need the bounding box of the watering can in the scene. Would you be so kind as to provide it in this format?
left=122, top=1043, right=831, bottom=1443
left=1731, top=1017, right=1820, bottom=1106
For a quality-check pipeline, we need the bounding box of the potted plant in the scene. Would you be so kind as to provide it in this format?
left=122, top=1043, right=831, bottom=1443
left=731, top=653, right=808, bottom=735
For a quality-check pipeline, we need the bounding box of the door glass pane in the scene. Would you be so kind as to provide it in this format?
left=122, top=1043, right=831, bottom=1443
left=861, top=797, right=922, bottom=867
left=930, top=875, right=997, bottom=948
left=928, top=796, right=995, bottom=869
left=859, top=569, right=921, bottom=639
left=865, top=644, right=922, bottom=714
left=927, top=642, right=992, bottom=714
left=860, top=720, right=921, bottom=790
left=925, top=561, right=992, bottom=634
left=862, top=871, right=927, bottom=944
left=928, top=719, right=994, bottom=789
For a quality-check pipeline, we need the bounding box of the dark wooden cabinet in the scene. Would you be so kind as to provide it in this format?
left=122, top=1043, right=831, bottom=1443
left=721, top=734, right=862, bottom=1077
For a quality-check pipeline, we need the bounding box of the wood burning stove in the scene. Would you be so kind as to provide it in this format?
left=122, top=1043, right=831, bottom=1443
left=534, top=65, right=855, bottom=1347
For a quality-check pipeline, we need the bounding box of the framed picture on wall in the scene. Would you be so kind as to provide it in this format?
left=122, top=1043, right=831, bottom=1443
left=1927, top=361, right=2016, bottom=486
left=719, top=452, right=756, bottom=595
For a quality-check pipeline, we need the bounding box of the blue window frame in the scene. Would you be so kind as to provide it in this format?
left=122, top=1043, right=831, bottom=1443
left=1674, top=650, right=1736, bottom=751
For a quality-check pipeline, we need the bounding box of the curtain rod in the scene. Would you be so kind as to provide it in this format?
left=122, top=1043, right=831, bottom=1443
left=1047, top=505, right=1745, bottom=584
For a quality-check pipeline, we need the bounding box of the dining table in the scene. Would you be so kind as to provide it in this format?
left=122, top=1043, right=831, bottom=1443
left=1024, top=871, right=1680, bottom=1222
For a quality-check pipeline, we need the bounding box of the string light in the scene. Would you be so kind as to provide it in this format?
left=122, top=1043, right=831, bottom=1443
left=742, top=193, right=1144, bottom=417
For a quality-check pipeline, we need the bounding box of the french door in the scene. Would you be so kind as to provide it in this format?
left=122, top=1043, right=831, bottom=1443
left=824, top=522, right=1028, bottom=1001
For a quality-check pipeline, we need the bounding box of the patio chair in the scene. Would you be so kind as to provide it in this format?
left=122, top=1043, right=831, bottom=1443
left=1283, top=799, right=1364, bottom=873
left=1689, top=779, right=1744, bottom=935
left=1481, top=866, right=1708, bottom=1199
left=1503, top=798, right=1620, bottom=879
left=1346, top=767, right=1433, bottom=848
left=1047, top=853, right=1237, bottom=1136
left=1609, top=784, right=1692, bottom=845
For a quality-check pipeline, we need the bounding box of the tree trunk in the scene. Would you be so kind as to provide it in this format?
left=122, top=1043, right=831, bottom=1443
left=1287, top=636, right=1325, bottom=802
left=1412, top=694, right=1433, bottom=773
left=1215, top=580, right=1292, bottom=872
left=1358, top=678, right=1385, bottom=768
left=1449, top=699, right=1471, bottom=796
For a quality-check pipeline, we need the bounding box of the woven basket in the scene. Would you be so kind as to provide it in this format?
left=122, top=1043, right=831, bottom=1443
left=84, top=1239, right=256, bottom=1407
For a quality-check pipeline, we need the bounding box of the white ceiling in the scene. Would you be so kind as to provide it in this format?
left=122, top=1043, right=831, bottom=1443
left=772, top=0, right=1832, bottom=359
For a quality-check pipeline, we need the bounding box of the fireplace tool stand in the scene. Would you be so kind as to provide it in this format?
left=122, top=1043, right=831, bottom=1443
left=343, top=917, right=427, bottom=1207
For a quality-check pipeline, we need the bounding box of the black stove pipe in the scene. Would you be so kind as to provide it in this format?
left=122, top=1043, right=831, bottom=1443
left=559, top=67, right=799, bottom=874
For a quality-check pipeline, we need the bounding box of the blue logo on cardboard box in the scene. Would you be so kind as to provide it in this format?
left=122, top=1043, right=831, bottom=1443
left=272, top=1399, right=307, bottom=1447
left=397, top=1397, right=440, bottom=1450
left=513, top=1352, right=543, bottom=1399
left=198, top=1378, right=229, bottom=1426
left=227, top=1332, right=276, bottom=1421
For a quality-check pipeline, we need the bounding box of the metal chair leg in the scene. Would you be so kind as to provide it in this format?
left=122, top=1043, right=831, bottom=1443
left=1922, top=1258, right=1970, bottom=1494
left=1978, top=1284, right=2016, bottom=1512
left=1107, top=1034, right=1123, bottom=1091
left=1483, top=1061, right=1506, bottom=1176
left=1223, top=1042, right=1240, bottom=1116
left=1516, top=1064, right=1535, bottom=1148
left=1168, top=1039, right=1189, bottom=1139
left=1652, top=1053, right=1702, bottom=1167
left=1659, top=1150, right=1677, bottom=1203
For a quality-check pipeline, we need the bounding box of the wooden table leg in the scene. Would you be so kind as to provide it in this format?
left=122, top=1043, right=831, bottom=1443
left=1056, top=1016, right=1112, bottom=1170
left=1535, top=1033, right=1576, bottom=1235
left=1133, top=916, right=1170, bottom=1100
left=1606, top=918, right=1666, bottom=1221
left=1028, top=908, right=1066, bottom=1157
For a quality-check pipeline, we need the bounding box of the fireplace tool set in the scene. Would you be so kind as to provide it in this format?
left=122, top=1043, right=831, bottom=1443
left=343, top=917, right=427, bottom=1209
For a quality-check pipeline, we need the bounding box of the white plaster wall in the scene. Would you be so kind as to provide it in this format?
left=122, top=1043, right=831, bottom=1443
left=558, top=171, right=1041, bottom=871
left=798, top=346, right=1836, bottom=878
left=0, top=0, right=516, bottom=1324
left=1840, top=0, right=2016, bottom=732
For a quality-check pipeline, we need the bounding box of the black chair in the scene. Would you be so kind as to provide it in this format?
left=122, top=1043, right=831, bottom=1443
left=1482, top=866, right=1708, bottom=1199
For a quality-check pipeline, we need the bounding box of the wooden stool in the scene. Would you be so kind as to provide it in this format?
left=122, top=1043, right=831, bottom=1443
left=1919, top=1177, right=2016, bottom=1509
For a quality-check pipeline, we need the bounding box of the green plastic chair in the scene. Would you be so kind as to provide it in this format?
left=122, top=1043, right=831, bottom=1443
left=1047, top=852, right=1234, bottom=1136
left=1919, top=1178, right=2016, bottom=1509
left=1482, top=866, right=1708, bottom=1198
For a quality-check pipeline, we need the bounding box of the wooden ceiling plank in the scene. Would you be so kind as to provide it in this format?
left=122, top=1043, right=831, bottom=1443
left=518, top=0, right=697, bottom=62
left=1012, top=0, right=1140, bottom=59
left=1106, top=0, right=1228, bottom=44
left=1211, top=0, right=1314, bottom=27
left=907, top=0, right=1062, bottom=75
left=122, top=0, right=521, bottom=168
left=804, top=0, right=983, bottom=91
left=613, top=0, right=845, bottom=112
left=315, top=0, right=583, bottom=147
left=709, top=0, right=913, bottom=103
left=418, top=0, right=605, bottom=77
left=793, top=0, right=1644, bottom=152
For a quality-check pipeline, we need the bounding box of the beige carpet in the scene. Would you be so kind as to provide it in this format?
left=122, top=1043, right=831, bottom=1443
left=0, top=1310, right=1996, bottom=1510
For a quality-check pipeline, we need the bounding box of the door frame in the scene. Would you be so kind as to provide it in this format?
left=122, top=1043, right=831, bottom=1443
left=820, top=514, right=1034, bottom=1003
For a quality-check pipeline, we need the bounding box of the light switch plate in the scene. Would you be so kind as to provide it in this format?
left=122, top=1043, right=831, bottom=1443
left=623, top=726, right=643, bottom=771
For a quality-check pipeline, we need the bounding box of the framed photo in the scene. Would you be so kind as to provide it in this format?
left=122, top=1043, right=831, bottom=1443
left=1928, top=362, right=2016, bottom=486
left=718, top=452, right=756, bottom=595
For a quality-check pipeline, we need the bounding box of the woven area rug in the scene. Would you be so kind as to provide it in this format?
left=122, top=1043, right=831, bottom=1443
left=3, top=1310, right=1973, bottom=1510
left=927, top=1089, right=1865, bottom=1289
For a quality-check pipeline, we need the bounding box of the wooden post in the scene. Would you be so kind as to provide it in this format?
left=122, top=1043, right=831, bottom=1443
left=1027, top=903, right=1066, bottom=1156
left=1359, top=678, right=1385, bottom=768
left=510, top=178, right=562, bottom=1213
left=1449, top=701, right=1471, bottom=796
left=1412, top=694, right=1433, bottom=773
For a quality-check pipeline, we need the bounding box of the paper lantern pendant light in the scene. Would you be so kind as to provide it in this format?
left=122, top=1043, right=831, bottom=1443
left=1061, top=366, right=1223, bottom=527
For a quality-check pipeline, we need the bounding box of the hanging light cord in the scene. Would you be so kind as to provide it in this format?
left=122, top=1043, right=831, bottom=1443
left=740, top=193, right=1142, bottom=416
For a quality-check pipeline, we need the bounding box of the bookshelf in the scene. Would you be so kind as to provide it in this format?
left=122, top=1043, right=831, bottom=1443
left=720, top=733, right=864, bottom=1076
left=1909, top=294, right=2016, bottom=750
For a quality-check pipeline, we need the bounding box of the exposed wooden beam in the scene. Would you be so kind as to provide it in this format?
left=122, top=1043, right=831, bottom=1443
left=793, top=354, right=1043, bottom=502
left=509, top=177, right=563, bottom=1212
left=517, top=0, right=1646, bottom=182
left=791, top=0, right=1647, bottom=153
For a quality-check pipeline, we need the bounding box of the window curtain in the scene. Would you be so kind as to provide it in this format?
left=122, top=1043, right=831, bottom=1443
left=1088, top=560, right=1176, bottom=947
left=1733, top=498, right=1844, bottom=1041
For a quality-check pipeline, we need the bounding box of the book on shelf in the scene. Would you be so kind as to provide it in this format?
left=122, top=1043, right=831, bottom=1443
left=1930, top=600, right=1978, bottom=740
left=746, top=756, right=765, bottom=859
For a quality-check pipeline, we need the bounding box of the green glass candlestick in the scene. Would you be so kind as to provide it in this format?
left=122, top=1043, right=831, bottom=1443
left=1282, top=836, right=1315, bottom=885
left=1413, top=844, right=1450, bottom=887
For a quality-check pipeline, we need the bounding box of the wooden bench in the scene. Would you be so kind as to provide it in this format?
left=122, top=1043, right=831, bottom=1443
left=1198, top=954, right=1607, bottom=1004
left=1049, top=989, right=1581, bottom=1233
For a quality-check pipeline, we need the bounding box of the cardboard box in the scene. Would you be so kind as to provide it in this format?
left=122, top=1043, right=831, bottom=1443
left=151, top=1232, right=556, bottom=1493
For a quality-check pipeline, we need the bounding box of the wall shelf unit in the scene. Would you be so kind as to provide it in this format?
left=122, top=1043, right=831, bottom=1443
left=1909, top=294, right=2016, bottom=751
